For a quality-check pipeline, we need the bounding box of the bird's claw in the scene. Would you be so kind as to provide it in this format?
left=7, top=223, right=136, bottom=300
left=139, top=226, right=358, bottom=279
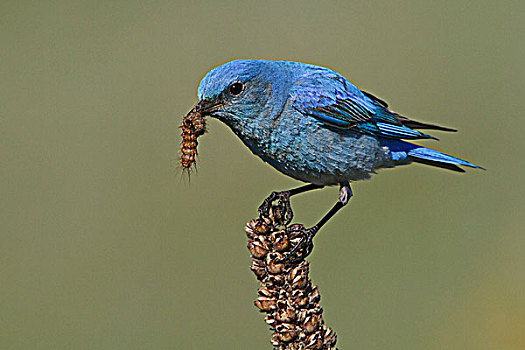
left=277, top=225, right=319, bottom=264
left=258, top=191, right=294, bottom=225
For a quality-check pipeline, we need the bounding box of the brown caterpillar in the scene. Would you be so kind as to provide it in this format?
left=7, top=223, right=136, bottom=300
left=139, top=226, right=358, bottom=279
left=180, top=106, right=207, bottom=170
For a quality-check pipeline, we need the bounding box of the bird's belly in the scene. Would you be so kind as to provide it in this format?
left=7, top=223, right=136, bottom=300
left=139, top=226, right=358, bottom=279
left=259, top=120, right=390, bottom=185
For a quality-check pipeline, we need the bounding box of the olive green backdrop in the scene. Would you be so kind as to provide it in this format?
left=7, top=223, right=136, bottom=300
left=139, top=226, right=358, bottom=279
left=1, top=1, right=523, bottom=349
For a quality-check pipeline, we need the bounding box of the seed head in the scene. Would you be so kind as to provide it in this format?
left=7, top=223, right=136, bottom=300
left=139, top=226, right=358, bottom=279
left=246, top=207, right=338, bottom=349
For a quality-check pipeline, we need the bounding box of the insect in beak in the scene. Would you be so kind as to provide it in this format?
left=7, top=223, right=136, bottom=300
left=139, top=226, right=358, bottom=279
left=179, top=101, right=224, bottom=170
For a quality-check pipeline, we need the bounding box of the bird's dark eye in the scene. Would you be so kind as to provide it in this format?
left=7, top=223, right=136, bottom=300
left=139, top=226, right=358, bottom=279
left=228, top=81, right=244, bottom=96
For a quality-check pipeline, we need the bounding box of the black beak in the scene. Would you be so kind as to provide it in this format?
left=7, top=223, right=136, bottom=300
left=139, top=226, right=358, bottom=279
left=194, top=100, right=224, bottom=114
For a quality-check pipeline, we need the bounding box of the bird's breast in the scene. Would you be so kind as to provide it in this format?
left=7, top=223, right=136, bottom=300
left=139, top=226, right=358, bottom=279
left=256, top=109, right=390, bottom=185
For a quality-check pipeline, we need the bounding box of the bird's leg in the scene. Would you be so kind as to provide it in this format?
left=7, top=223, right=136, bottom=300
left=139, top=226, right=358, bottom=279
left=279, top=182, right=353, bottom=264
left=258, top=183, right=324, bottom=225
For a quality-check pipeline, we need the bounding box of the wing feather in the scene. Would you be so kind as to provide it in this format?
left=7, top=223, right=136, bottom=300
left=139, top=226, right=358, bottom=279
left=292, top=68, right=452, bottom=140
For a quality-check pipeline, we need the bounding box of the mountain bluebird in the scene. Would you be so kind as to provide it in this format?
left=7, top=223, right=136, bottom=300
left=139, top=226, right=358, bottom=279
left=184, top=59, right=482, bottom=262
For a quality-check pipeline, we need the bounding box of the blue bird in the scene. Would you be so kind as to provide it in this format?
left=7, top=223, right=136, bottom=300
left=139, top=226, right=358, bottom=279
left=187, top=59, right=482, bottom=262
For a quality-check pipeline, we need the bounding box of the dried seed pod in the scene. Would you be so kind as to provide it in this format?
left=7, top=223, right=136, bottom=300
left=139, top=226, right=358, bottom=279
left=270, top=230, right=289, bottom=252
left=254, top=296, right=277, bottom=312
left=265, top=315, right=277, bottom=327
left=309, top=306, right=324, bottom=316
left=254, top=221, right=270, bottom=234
left=245, top=211, right=338, bottom=349
left=292, top=290, right=309, bottom=308
left=180, top=107, right=207, bottom=170
left=250, top=265, right=266, bottom=281
left=247, top=240, right=269, bottom=259
left=305, top=332, right=323, bottom=349
left=308, top=285, right=321, bottom=304
left=275, top=323, right=297, bottom=342
left=266, top=253, right=285, bottom=274
left=266, top=273, right=285, bottom=287
left=270, top=333, right=281, bottom=347
left=323, top=326, right=337, bottom=347
left=289, top=263, right=309, bottom=290
left=258, top=287, right=276, bottom=298
left=275, top=305, right=296, bottom=323
left=304, top=314, right=320, bottom=334
left=245, top=221, right=258, bottom=239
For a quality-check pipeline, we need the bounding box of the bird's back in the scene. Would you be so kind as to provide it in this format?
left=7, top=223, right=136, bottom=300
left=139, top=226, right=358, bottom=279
left=256, top=61, right=392, bottom=184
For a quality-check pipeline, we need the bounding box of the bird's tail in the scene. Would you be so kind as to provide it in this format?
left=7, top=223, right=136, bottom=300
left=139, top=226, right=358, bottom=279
left=382, top=139, right=483, bottom=172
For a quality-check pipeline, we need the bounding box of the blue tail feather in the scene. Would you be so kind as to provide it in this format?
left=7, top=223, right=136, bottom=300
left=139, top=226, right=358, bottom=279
left=382, top=139, right=482, bottom=171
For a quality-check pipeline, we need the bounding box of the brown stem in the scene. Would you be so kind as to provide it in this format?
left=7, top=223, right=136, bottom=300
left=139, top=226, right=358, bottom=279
left=246, top=205, right=338, bottom=350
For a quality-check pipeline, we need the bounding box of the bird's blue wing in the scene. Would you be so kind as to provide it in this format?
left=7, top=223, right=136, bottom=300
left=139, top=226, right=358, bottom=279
left=291, top=68, right=440, bottom=140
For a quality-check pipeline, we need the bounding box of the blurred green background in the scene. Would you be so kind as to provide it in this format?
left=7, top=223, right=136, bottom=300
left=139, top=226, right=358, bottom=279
left=1, top=1, right=523, bottom=349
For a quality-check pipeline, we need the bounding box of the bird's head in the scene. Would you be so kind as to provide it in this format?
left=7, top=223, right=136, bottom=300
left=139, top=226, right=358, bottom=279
left=192, top=59, right=278, bottom=130
left=180, top=59, right=295, bottom=170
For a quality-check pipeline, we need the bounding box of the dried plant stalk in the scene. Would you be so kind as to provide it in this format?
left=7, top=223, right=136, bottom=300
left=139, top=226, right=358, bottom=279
left=246, top=206, right=338, bottom=350
left=180, top=107, right=206, bottom=169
